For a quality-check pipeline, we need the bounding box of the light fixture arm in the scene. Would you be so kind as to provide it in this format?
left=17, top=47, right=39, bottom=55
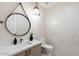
left=34, top=2, right=39, bottom=9
left=35, top=2, right=38, bottom=7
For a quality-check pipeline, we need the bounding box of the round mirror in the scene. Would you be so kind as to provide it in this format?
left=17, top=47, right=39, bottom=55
left=5, top=13, right=31, bottom=36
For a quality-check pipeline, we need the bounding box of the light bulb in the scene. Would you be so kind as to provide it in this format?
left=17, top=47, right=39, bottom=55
left=33, top=7, right=40, bottom=15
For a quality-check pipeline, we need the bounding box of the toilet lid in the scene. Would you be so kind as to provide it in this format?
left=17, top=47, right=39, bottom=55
left=42, top=44, right=53, bottom=49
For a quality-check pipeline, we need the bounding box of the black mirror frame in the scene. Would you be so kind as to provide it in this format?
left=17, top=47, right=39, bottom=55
left=5, top=13, right=31, bottom=36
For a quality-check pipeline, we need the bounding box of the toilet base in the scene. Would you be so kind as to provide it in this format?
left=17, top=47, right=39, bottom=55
left=41, top=47, right=53, bottom=56
left=41, top=44, right=53, bottom=56
left=41, top=53, right=52, bottom=56
left=41, top=53, right=47, bottom=56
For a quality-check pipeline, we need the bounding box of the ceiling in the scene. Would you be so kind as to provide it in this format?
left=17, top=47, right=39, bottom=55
left=39, top=2, right=59, bottom=9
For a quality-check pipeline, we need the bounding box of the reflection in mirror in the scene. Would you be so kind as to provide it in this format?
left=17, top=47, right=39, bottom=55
left=5, top=13, right=31, bottom=36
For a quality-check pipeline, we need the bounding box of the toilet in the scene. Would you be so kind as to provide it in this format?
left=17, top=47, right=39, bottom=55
left=41, top=39, right=53, bottom=56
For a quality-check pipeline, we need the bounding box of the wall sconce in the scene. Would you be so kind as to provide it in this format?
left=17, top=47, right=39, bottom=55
left=33, top=2, right=40, bottom=16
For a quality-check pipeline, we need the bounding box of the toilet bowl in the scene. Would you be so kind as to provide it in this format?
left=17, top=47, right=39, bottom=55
left=41, top=39, right=53, bottom=56
left=42, top=44, right=53, bottom=56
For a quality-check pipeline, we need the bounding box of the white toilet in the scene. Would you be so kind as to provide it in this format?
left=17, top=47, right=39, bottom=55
left=41, top=39, right=53, bottom=56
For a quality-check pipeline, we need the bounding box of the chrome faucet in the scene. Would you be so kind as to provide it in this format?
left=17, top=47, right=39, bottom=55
left=20, top=39, right=23, bottom=43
